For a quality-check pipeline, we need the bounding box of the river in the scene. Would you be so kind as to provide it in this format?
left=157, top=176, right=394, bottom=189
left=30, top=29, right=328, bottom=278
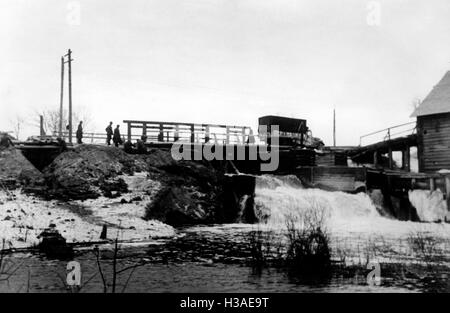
left=1, top=175, right=449, bottom=293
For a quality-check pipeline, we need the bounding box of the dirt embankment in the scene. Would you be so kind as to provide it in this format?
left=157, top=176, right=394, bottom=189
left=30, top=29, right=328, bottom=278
left=42, top=145, right=146, bottom=199
left=0, top=147, right=45, bottom=189
left=1, top=145, right=242, bottom=226
left=42, top=146, right=225, bottom=224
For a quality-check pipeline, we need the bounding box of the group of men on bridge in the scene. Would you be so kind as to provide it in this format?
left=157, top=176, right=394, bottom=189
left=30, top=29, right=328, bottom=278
left=105, top=122, right=122, bottom=147
left=74, top=121, right=122, bottom=147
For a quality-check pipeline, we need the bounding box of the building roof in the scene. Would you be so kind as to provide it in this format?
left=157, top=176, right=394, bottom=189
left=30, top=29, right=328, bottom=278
left=411, top=71, right=450, bottom=117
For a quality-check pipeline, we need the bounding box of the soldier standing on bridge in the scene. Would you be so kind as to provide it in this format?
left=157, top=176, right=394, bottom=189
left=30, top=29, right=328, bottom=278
left=76, top=121, right=83, bottom=144
left=113, top=125, right=122, bottom=147
left=105, top=122, right=113, bottom=145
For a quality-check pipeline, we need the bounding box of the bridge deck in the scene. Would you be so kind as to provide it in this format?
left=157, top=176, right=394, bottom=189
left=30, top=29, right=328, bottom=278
left=348, top=134, right=418, bottom=170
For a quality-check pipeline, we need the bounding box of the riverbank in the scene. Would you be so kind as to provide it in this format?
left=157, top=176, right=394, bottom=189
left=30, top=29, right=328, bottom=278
left=0, top=144, right=242, bottom=249
left=1, top=142, right=261, bottom=251
left=0, top=172, right=175, bottom=249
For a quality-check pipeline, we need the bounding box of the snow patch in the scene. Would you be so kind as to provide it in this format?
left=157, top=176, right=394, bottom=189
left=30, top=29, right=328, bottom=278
left=0, top=172, right=175, bottom=249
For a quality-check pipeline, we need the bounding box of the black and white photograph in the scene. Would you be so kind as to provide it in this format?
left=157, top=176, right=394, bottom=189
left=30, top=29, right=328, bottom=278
left=0, top=0, right=449, bottom=301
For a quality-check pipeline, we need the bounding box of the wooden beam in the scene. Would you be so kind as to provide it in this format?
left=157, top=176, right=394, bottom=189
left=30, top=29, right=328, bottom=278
left=388, top=147, right=393, bottom=169
left=429, top=177, right=435, bottom=191
left=403, top=146, right=410, bottom=172
left=205, top=125, right=210, bottom=143
left=122, top=119, right=248, bottom=129
left=445, top=175, right=450, bottom=212
left=59, top=57, right=64, bottom=137
left=158, top=123, right=164, bottom=142
left=40, top=115, right=45, bottom=137
left=174, top=124, right=179, bottom=141
left=66, top=49, right=73, bottom=144
left=127, top=122, right=131, bottom=142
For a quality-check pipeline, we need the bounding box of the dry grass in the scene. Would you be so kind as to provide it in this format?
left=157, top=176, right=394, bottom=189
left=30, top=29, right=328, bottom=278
left=407, top=230, right=440, bottom=265
left=247, top=197, right=332, bottom=278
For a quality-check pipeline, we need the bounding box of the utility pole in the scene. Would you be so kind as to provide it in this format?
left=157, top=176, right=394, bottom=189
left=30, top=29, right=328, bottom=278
left=333, top=107, right=336, bottom=147
left=40, top=115, right=45, bottom=137
left=59, top=57, right=64, bottom=137
left=64, top=49, right=74, bottom=143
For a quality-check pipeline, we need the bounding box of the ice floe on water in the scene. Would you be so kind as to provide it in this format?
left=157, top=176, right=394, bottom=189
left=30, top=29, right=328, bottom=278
left=408, top=189, right=448, bottom=222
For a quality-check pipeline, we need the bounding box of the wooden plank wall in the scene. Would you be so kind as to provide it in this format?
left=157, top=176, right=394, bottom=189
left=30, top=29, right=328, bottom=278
left=316, top=151, right=348, bottom=167
left=417, top=113, right=450, bottom=172
left=295, top=166, right=366, bottom=192
left=316, top=153, right=335, bottom=167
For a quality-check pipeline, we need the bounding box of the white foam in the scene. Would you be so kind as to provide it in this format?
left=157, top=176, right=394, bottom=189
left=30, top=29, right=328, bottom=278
left=408, top=189, right=448, bottom=222
left=253, top=175, right=450, bottom=238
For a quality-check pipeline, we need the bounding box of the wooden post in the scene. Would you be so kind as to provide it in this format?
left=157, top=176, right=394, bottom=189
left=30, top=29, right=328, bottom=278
left=373, top=151, right=378, bottom=167
left=40, top=115, right=45, bottom=137
left=190, top=124, right=195, bottom=143
left=445, top=175, right=450, bottom=211
left=127, top=122, right=131, bottom=142
left=175, top=124, right=179, bottom=141
left=429, top=177, right=435, bottom=191
left=100, top=225, right=107, bottom=240
left=142, top=123, right=147, bottom=139
left=403, top=146, right=410, bottom=172
left=66, top=49, right=73, bottom=144
left=388, top=147, right=393, bottom=169
left=226, top=126, right=230, bottom=144
left=205, top=125, right=210, bottom=143
left=59, top=57, right=64, bottom=137
left=241, top=127, right=246, bottom=144
left=333, top=108, right=336, bottom=147
left=386, top=175, right=392, bottom=195
left=158, top=123, right=164, bottom=142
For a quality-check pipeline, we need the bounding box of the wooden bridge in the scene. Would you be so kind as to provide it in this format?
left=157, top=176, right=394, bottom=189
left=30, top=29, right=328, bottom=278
left=52, top=120, right=254, bottom=145
left=349, top=121, right=418, bottom=170
left=123, top=120, right=252, bottom=145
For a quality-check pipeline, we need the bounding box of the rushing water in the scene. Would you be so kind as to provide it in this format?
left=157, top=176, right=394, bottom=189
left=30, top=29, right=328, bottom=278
left=1, top=175, right=449, bottom=292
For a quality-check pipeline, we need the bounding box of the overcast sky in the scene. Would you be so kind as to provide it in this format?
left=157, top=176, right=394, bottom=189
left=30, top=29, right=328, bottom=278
left=1, top=0, right=450, bottom=144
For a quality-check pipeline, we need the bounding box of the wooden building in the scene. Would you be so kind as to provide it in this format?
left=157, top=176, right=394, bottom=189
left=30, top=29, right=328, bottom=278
left=411, top=71, right=450, bottom=173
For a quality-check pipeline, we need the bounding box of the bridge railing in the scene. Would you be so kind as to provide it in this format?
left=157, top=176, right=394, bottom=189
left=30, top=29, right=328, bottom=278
left=359, top=121, right=416, bottom=146
left=51, top=131, right=126, bottom=144
left=123, top=120, right=254, bottom=145
left=51, top=121, right=259, bottom=145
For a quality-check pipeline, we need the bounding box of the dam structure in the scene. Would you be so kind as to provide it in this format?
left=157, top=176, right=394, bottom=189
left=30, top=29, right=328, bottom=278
left=8, top=72, right=450, bottom=223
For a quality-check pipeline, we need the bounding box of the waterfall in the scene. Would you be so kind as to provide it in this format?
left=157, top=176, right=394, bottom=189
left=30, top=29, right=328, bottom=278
left=254, top=175, right=380, bottom=228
